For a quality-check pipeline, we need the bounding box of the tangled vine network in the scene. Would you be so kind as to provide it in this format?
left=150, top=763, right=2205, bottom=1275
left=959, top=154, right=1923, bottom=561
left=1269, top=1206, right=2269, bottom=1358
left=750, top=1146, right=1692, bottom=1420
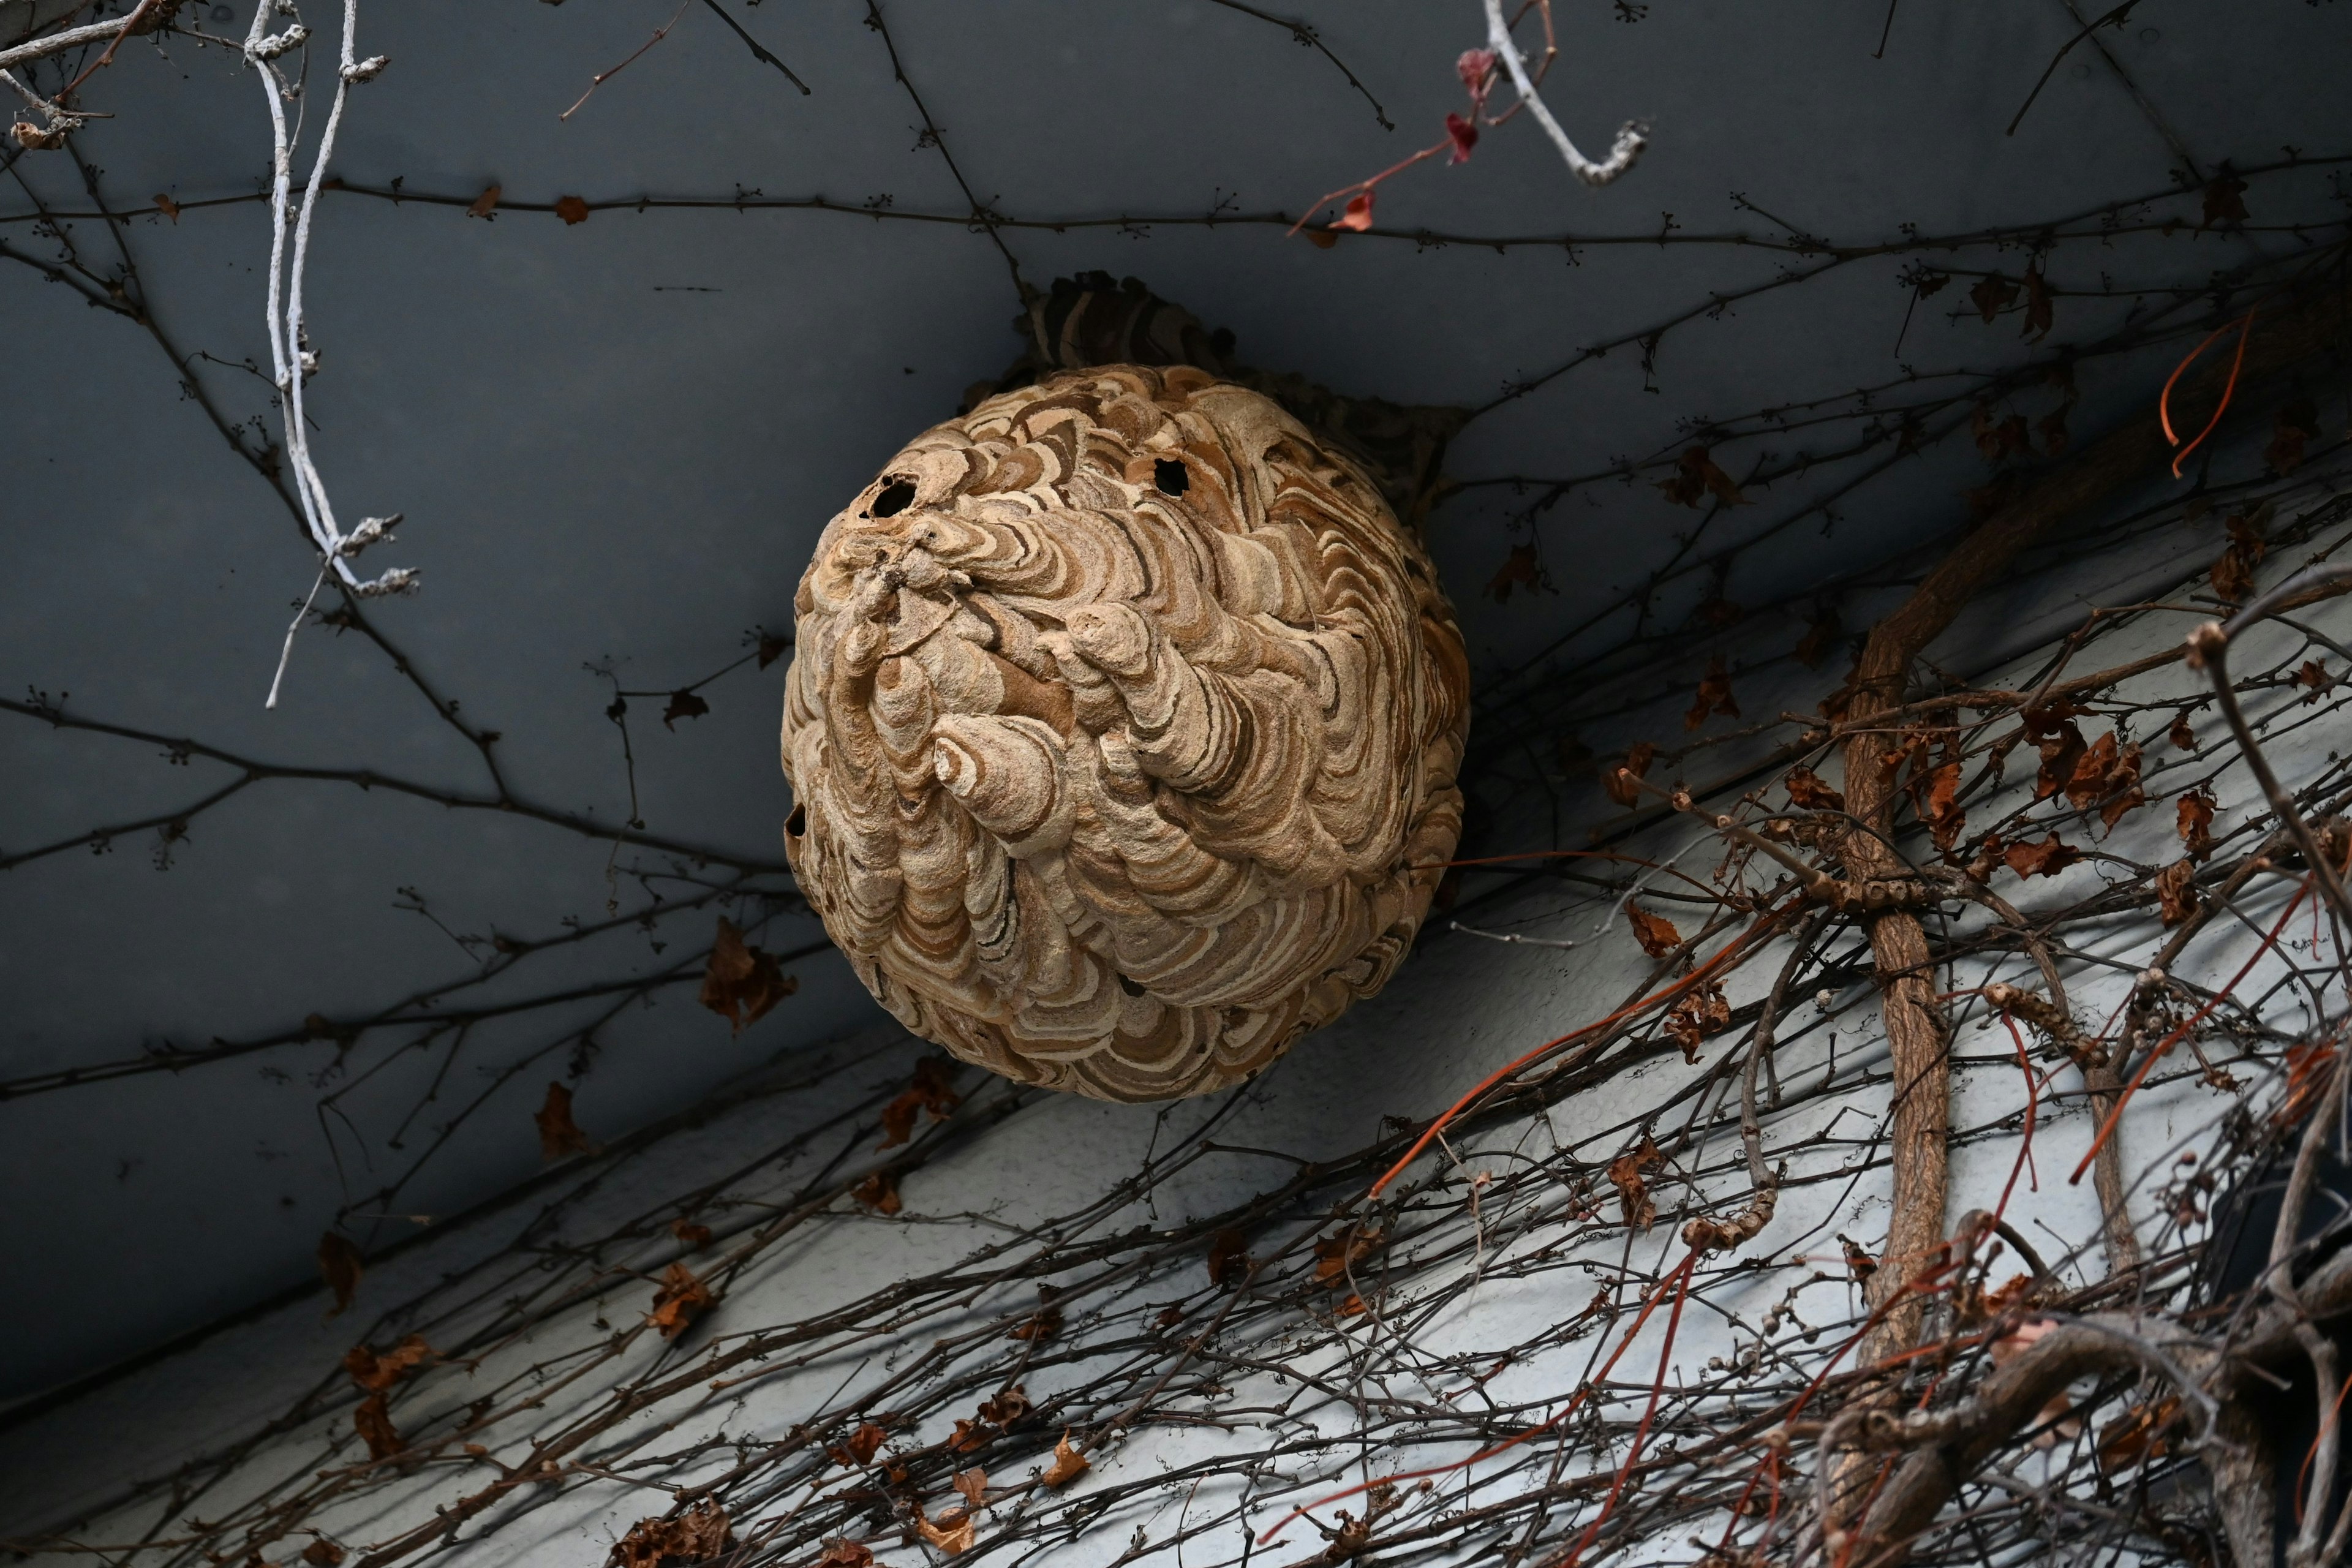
left=7, top=3, right=2352, bottom=1568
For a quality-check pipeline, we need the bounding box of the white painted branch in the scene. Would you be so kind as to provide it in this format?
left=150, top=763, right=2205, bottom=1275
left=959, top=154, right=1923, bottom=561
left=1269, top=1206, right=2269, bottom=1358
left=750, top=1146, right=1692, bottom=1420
left=1481, top=0, right=1647, bottom=188
left=0, top=12, right=130, bottom=75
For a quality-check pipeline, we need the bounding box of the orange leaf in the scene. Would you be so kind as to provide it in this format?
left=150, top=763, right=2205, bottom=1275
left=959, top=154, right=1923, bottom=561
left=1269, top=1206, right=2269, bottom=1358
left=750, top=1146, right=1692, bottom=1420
left=851, top=1170, right=902, bottom=1215
left=535, top=1080, right=597, bottom=1161
left=609, top=1502, right=732, bottom=1568
left=916, top=1510, right=976, bottom=1555
left=1042, top=1430, right=1091, bottom=1488
left=670, top=1217, right=713, bottom=1248
left=301, top=1542, right=345, bottom=1568
left=829, top=1421, right=886, bottom=1468
left=1604, top=741, right=1657, bottom=807
left=353, top=1392, right=403, bottom=1460
left=1625, top=902, right=1683, bottom=959
left=1783, top=766, right=1845, bottom=812
left=877, top=1057, right=963, bottom=1150
left=952, top=1466, right=988, bottom=1510
left=2177, top=789, right=2215, bottom=861
left=816, top=1542, right=875, bottom=1568
left=1332, top=190, right=1375, bottom=232
left=153, top=193, right=181, bottom=222
left=344, top=1333, right=432, bottom=1393
left=2003, top=835, right=2082, bottom=880
left=1662, top=982, right=1730, bottom=1063
left=554, top=194, right=590, bottom=225
left=1607, top=1135, right=1662, bottom=1232
left=1683, top=655, right=1740, bottom=731
left=2157, top=858, right=2198, bottom=926
left=645, top=1261, right=713, bottom=1340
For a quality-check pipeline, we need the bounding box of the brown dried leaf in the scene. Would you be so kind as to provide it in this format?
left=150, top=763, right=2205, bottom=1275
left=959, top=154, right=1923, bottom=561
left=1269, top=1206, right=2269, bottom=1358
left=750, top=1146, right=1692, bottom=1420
left=2177, top=788, right=2216, bottom=861
left=2297, top=659, right=2336, bottom=704
left=2168, top=710, right=2199, bottom=752
left=976, top=1386, right=1031, bottom=1427
left=1207, top=1226, right=1249, bottom=1286
left=2003, top=835, right=2082, bottom=880
left=1923, top=760, right=1967, bottom=851
left=1311, top=1224, right=1385, bottom=1286
left=353, top=1392, right=403, bottom=1460
left=1969, top=271, right=2019, bottom=324
left=1783, top=766, right=1845, bottom=812
left=318, top=1232, right=363, bottom=1316
left=1657, top=447, right=1745, bottom=508
left=1838, top=1233, right=1879, bottom=1283
left=554, top=195, right=590, bottom=225
left=1603, top=741, right=1657, bottom=808
left=301, top=1541, right=345, bottom=1568
left=662, top=689, right=710, bottom=729
left=1626, top=902, right=1683, bottom=960
left=1793, top=606, right=1841, bottom=668
left=153, top=193, right=181, bottom=223
left=669, top=1217, right=713, bottom=1248
left=2021, top=263, right=2054, bottom=341
left=1607, top=1135, right=1663, bottom=1232
left=2157, top=858, right=2198, bottom=927
left=1683, top=655, right=1740, bottom=731
left=850, top=1170, right=901, bottom=1215
left=829, top=1421, right=886, bottom=1468
left=2026, top=709, right=2087, bottom=802
left=2201, top=173, right=2248, bottom=228
left=1042, top=1431, right=1091, bottom=1488
left=1485, top=542, right=1543, bottom=604
left=1663, top=982, right=1731, bottom=1063
left=815, top=1542, right=875, bottom=1568
left=877, top=1056, right=963, bottom=1150
left=344, top=1333, right=432, bottom=1393
left=467, top=183, right=502, bottom=219
left=1972, top=404, right=2030, bottom=464
left=953, top=1467, right=988, bottom=1510
left=756, top=631, right=791, bottom=669
left=698, top=917, right=797, bottom=1035
left=646, top=1261, right=713, bottom=1340
left=535, top=1080, right=597, bottom=1161
left=609, top=1502, right=733, bottom=1568
left=2096, top=1395, right=2182, bottom=1472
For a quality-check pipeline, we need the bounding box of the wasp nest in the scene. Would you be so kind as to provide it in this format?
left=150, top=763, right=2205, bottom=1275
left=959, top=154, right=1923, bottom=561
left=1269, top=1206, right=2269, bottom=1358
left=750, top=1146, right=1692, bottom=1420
left=781, top=364, right=1468, bottom=1101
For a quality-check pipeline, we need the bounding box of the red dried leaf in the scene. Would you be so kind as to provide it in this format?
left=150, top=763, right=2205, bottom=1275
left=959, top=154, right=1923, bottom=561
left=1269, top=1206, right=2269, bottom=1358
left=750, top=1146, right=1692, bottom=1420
left=877, top=1057, right=963, bottom=1150
left=535, top=1080, right=597, bottom=1161
left=2177, top=789, right=2216, bottom=861
left=1444, top=111, right=1478, bottom=164
left=1311, top=1224, right=1385, bottom=1286
left=646, top=1261, right=713, bottom=1340
left=670, top=1217, right=713, bottom=1248
left=2297, top=660, right=2336, bottom=704
left=1683, top=655, right=1740, bottom=731
left=1207, top=1227, right=1250, bottom=1287
left=1332, top=190, right=1375, bottom=233
left=2168, top=710, right=2199, bottom=752
left=554, top=195, right=590, bottom=225
left=829, top=1421, right=886, bottom=1468
left=1662, top=982, right=1730, bottom=1063
left=353, top=1393, right=403, bottom=1460
left=1626, top=902, right=1683, bottom=959
left=2156, top=858, right=2198, bottom=926
left=301, top=1542, right=345, bottom=1568
left=698, top=917, right=797, bottom=1035
left=1923, top=761, right=1967, bottom=851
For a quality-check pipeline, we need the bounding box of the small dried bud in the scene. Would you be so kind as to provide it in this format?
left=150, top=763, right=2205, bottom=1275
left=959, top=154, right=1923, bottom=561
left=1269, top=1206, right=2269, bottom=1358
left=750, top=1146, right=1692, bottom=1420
left=342, top=54, right=390, bottom=82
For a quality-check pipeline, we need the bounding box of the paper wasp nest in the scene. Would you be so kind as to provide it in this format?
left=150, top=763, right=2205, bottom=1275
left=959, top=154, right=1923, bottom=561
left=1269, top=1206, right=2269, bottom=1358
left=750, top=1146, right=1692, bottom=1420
left=781, top=364, right=1468, bottom=1101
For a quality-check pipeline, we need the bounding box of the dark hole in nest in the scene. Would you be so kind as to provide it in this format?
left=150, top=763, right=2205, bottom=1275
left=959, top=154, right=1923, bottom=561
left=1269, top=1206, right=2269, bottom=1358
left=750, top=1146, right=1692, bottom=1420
left=1117, top=973, right=1147, bottom=997
left=1154, top=459, right=1189, bottom=497
left=785, top=804, right=806, bottom=837
left=872, top=478, right=917, bottom=517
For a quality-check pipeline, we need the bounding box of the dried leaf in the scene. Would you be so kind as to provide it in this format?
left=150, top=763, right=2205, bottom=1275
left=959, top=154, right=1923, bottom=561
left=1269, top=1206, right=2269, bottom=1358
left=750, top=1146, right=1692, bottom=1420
left=2097, top=1395, right=2182, bottom=1472
left=1972, top=404, right=2030, bottom=464
left=318, top=1232, right=363, bottom=1316
left=698, top=917, right=797, bottom=1035
left=2003, top=835, right=2082, bottom=880
left=1332, top=190, right=1375, bottom=232
left=915, top=1510, right=975, bottom=1555
left=2020, top=263, right=2054, bottom=341
left=1444, top=111, right=1479, bottom=164
left=1923, top=761, right=1967, bottom=851
left=2177, top=788, right=2216, bottom=861
left=2156, top=858, right=2198, bottom=927
left=1657, top=446, right=1744, bottom=508
left=1969, top=271, right=2019, bottom=324
left=670, top=1217, right=713, bottom=1248
left=1485, top=542, right=1543, bottom=603
left=976, top=1386, right=1031, bottom=1427
left=535, top=1080, right=597, bottom=1161
left=1311, top=1224, right=1385, bottom=1286
left=662, top=689, right=710, bottom=729
left=353, top=1392, right=403, bottom=1460
left=1607, top=1135, right=1663, bottom=1232
left=2024, top=706, right=2087, bottom=801
left=2211, top=544, right=2257, bottom=603
left=816, top=1542, right=874, bottom=1568
left=1838, top=1233, right=1879, bottom=1284
left=850, top=1170, right=902, bottom=1215
left=344, top=1333, right=432, bottom=1392
left=2201, top=173, right=2248, bottom=228
left=609, top=1502, right=733, bottom=1568
left=829, top=1421, right=886, bottom=1468
left=1626, top=902, right=1683, bottom=960
left=756, top=631, right=790, bottom=669
left=467, top=183, right=502, bottom=219
left=2297, top=659, right=2336, bottom=704
left=1784, top=766, right=1845, bottom=812
left=1009, top=1303, right=1062, bottom=1341
left=877, top=1056, right=963, bottom=1150
left=1207, top=1227, right=1249, bottom=1286
left=1663, top=982, right=1731, bottom=1063
left=952, top=1467, right=988, bottom=1510
left=1793, top=607, right=1841, bottom=668
left=1042, top=1431, right=1091, bottom=1488
left=646, top=1261, right=713, bottom=1340
left=1604, top=741, right=1657, bottom=808
left=554, top=194, right=590, bottom=225
left=301, top=1542, right=345, bottom=1568
left=2168, top=710, right=2199, bottom=752
left=1683, top=655, right=1740, bottom=731
left=153, top=193, right=181, bottom=223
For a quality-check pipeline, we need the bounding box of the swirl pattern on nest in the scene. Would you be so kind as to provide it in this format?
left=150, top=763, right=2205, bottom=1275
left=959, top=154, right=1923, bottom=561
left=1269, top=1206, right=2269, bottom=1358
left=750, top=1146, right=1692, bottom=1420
left=781, top=364, right=1469, bottom=1101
